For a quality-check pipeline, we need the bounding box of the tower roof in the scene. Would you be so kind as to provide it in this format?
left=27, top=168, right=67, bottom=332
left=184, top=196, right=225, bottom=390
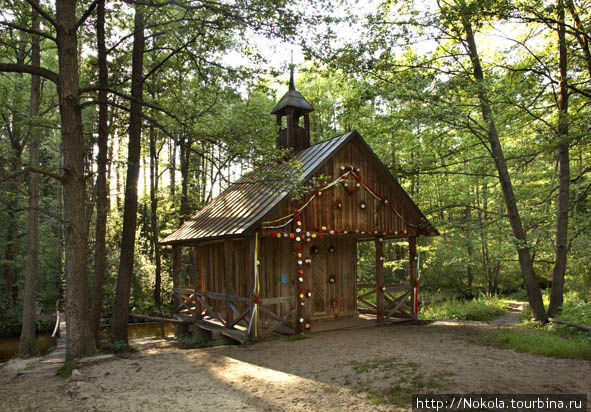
left=270, top=69, right=314, bottom=115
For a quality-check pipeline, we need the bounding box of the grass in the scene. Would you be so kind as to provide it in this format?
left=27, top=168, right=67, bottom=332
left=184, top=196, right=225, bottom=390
left=348, top=356, right=455, bottom=406
left=420, top=296, right=510, bottom=321
left=483, top=326, right=591, bottom=360
left=287, top=334, right=310, bottom=342
left=475, top=292, right=591, bottom=360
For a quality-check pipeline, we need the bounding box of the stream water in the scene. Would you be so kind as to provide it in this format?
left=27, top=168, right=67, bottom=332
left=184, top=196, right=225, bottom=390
left=0, top=322, right=175, bottom=363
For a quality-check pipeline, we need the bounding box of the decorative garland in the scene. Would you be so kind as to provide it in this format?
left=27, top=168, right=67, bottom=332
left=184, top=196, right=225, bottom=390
left=254, top=164, right=421, bottom=335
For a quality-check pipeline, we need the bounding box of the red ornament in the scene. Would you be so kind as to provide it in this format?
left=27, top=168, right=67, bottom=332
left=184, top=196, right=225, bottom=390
left=298, top=286, right=303, bottom=291
left=270, top=232, right=275, bottom=237
left=336, top=229, right=341, bottom=234
left=296, top=244, right=301, bottom=250
left=298, top=269, right=303, bottom=274
left=341, top=175, right=347, bottom=180
left=295, top=215, right=301, bottom=221
left=318, top=234, right=323, bottom=239
left=348, top=188, right=354, bottom=194
left=316, top=226, right=321, bottom=232
left=254, top=296, right=260, bottom=302
left=299, top=325, right=304, bottom=330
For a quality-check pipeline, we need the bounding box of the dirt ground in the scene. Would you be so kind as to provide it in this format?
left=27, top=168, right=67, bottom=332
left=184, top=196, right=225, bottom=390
left=1, top=320, right=590, bottom=412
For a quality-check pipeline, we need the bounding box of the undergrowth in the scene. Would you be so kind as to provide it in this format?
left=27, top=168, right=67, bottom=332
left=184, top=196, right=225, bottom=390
left=420, top=296, right=509, bottom=321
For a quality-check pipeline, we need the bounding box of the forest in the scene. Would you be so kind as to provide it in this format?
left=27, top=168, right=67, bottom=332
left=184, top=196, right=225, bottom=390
left=0, top=0, right=590, bottom=366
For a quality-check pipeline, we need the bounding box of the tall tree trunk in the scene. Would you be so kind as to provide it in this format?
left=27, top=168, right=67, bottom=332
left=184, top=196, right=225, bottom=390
left=149, top=125, right=162, bottom=308
left=169, top=137, right=176, bottom=198
left=179, top=135, right=192, bottom=223
left=548, top=0, right=570, bottom=316
left=91, top=0, right=109, bottom=341
left=18, top=1, right=41, bottom=357
left=465, top=206, right=473, bottom=290
left=56, top=0, right=95, bottom=360
left=462, top=18, right=547, bottom=321
left=111, top=8, right=145, bottom=343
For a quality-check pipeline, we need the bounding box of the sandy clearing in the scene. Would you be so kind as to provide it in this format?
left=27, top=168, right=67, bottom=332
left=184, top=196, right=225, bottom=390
left=1, top=321, right=589, bottom=412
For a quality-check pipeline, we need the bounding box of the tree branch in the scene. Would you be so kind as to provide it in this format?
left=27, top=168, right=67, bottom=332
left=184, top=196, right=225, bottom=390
left=24, top=0, right=57, bottom=28
left=73, top=0, right=99, bottom=32
left=0, top=63, right=58, bottom=84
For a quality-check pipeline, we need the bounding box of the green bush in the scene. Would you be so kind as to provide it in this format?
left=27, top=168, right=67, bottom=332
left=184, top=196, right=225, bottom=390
left=420, top=297, right=508, bottom=321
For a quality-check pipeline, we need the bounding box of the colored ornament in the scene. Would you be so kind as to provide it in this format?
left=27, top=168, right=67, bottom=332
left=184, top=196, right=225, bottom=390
left=356, top=182, right=361, bottom=187
left=336, top=229, right=341, bottom=234
left=297, top=221, right=302, bottom=226
left=311, top=233, right=317, bottom=239
left=298, top=276, right=303, bottom=282
left=296, top=236, right=301, bottom=242
left=296, top=228, right=301, bottom=233
left=335, top=202, right=342, bottom=208
left=318, top=234, right=323, bottom=239
left=322, top=226, right=327, bottom=231
left=299, top=325, right=304, bottom=330
left=329, top=275, right=336, bottom=284
left=306, top=291, right=312, bottom=298
left=254, top=296, right=260, bottom=302
left=276, top=233, right=281, bottom=238
left=283, top=232, right=288, bottom=237
left=290, top=233, right=295, bottom=239
left=379, top=256, right=385, bottom=261
left=348, top=188, right=354, bottom=194
left=360, top=202, right=366, bottom=209
left=343, top=230, right=348, bottom=234
left=304, top=323, right=311, bottom=329
left=295, top=215, right=301, bottom=221
left=299, top=318, right=304, bottom=323
left=298, top=269, right=303, bottom=274
left=298, top=260, right=303, bottom=265
left=300, top=301, right=305, bottom=306
left=306, top=231, right=310, bottom=237
left=270, top=232, right=275, bottom=237
left=340, top=166, right=346, bottom=171
left=315, top=226, right=321, bottom=232
left=329, top=230, right=335, bottom=235
left=297, top=252, right=302, bottom=257
left=299, top=293, right=304, bottom=299
left=298, top=286, right=303, bottom=291
left=296, top=244, right=301, bottom=250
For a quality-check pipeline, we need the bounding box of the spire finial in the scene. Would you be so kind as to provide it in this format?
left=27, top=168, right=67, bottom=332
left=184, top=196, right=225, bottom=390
left=289, top=50, right=295, bottom=90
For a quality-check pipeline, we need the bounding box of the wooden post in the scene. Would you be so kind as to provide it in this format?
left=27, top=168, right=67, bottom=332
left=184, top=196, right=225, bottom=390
left=193, top=245, right=202, bottom=318
left=224, top=239, right=234, bottom=328
left=248, top=235, right=258, bottom=340
left=375, top=238, right=384, bottom=325
left=172, top=245, right=180, bottom=313
left=409, top=236, right=417, bottom=320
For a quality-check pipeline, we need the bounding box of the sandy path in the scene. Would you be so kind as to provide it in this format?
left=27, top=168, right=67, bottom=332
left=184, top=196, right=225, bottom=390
left=1, top=322, right=589, bottom=412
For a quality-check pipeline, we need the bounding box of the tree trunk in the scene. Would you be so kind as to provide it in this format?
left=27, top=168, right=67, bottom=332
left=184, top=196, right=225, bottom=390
left=179, top=135, right=192, bottom=223
left=56, top=0, right=95, bottom=360
left=462, top=18, right=547, bottom=321
left=149, top=125, right=162, bottom=308
left=18, top=0, right=41, bottom=357
left=90, top=0, right=109, bottom=341
left=548, top=0, right=570, bottom=316
left=111, top=8, right=145, bottom=344
left=170, top=137, right=176, bottom=198
left=465, top=206, right=473, bottom=290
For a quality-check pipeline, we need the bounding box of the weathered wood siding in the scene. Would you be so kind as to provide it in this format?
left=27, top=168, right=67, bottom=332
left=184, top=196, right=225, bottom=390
left=263, top=135, right=423, bottom=238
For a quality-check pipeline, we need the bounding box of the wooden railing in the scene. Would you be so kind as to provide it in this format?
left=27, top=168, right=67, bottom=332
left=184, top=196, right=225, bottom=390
left=357, top=283, right=413, bottom=319
left=173, top=287, right=296, bottom=339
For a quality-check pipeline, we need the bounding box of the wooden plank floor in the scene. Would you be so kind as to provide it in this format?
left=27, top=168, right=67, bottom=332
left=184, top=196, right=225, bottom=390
left=311, top=314, right=414, bottom=333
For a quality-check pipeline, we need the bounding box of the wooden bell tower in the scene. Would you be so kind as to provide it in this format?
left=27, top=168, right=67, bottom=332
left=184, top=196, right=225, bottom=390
left=271, top=67, right=314, bottom=155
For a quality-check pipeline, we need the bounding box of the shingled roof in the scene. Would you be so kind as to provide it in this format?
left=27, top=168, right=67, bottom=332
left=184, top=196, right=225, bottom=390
left=160, top=130, right=438, bottom=245
left=160, top=132, right=354, bottom=245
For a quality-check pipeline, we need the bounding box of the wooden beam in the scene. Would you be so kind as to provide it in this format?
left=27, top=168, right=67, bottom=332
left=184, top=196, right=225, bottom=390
left=248, top=236, right=257, bottom=340
left=375, top=238, right=385, bottom=325
left=409, top=236, right=417, bottom=320
left=172, top=245, right=181, bottom=313
left=224, top=239, right=234, bottom=328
